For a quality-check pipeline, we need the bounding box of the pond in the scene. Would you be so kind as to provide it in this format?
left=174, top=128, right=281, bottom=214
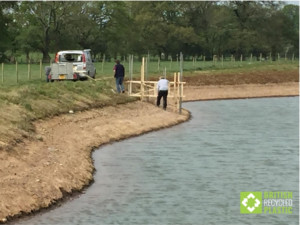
left=16, top=97, right=299, bottom=225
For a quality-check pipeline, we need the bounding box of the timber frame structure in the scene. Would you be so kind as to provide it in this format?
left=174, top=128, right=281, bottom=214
left=126, top=56, right=185, bottom=114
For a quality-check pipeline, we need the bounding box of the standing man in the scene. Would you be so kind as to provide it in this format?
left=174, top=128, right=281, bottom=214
left=157, top=76, right=169, bottom=110
left=113, top=60, right=125, bottom=93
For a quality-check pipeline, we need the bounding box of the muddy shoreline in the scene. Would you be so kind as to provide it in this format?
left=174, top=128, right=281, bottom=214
left=0, top=81, right=299, bottom=224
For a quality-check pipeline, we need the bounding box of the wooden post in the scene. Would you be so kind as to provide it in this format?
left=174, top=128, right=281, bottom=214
left=221, top=55, right=224, bottom=67
left=192, top=56, right=195, bottom=69
left=141, top=57, right=145, bottom=100
left=174, top=72, right=177, bottom=92
left=177, top=72, right=180, bottom=112
left=128, top=55, right=132, bottom=95
left=240, top=54, right=243, bottom=62
left=102, top=54, right=105, bottom=73
left=250, top=53, right=253, bottom=62
left=292, top=53, right=295, bottom=62
left=131, top=55, right=133, bottom=95
left=285, top=52, right=287, bottom=61
left=1, top=63, right=3, bottom=84
left=28, top=60, right=31, bottom=80
left=260, top=53, right=262, bottom=62
left=277, top=53, right=280, bottom=62
left=269, top=52, right=272, bottom=62
left=145, top=56, right=148, bottom=81
left=16, top=61, right=18, bottom=83
left=157, top=57, right=160, bottom=72
left=179, top=52, right=183, bottom=114
left=40, top=60, right=42, bottom=79
left=173, top=72, right=177, bottom=112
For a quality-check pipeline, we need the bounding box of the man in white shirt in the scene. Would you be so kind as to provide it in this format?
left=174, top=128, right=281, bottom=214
left=157, top=76, right=169, bottom=110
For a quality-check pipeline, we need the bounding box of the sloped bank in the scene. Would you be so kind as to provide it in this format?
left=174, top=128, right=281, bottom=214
left=0, top=101, right=190, bottom=223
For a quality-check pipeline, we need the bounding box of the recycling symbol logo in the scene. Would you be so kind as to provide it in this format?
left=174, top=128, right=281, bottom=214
left=240, top=192, right=262, bottom=214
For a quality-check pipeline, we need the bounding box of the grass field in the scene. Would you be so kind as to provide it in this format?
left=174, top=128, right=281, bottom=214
left=0, top=59, right=298, bottom=84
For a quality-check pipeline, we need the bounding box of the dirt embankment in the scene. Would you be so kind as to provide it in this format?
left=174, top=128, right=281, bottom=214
left=0, top=102, right=190, bottom=223
left=0, top=69, right=298, bottom=223
left=183, top=69, right=298, bottom=101
left=184, top=70, right=298, bottom=86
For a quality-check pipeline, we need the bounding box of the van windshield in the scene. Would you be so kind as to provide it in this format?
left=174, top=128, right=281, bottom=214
left=59, top=54, right=82, bottom=62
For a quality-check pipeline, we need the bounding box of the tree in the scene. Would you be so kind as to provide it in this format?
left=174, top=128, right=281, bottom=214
left=1, top=1, right=298, bottom=62
left=0, top=2, right=16, bottom=62
left=15, top=2, right=86, bottom=62
left=281, top=4, right=299, bottom=57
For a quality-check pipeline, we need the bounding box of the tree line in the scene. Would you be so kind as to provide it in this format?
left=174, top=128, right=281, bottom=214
left=0, top=1, right=298, bottom=63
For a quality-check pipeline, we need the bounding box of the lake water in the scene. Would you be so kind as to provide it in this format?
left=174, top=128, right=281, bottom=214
left=16, top=97, right=299, bottom=225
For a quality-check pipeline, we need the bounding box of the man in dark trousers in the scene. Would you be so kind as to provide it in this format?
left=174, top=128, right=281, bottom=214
left=113, top=60, right=125, bottom=93
left=156, top=76, right=169, bottom=110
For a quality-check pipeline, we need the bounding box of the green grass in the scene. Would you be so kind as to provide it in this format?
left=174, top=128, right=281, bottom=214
left=1, top=58, right=298, bottom=84
left=0, top=57, right=298, bottom=148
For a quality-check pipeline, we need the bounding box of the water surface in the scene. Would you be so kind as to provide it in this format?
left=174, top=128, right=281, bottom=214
left=17, top=97, right=299, bottom=225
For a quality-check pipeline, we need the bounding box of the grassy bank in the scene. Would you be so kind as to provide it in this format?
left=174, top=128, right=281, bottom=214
left=0, top=61, right=298, bottom=149
left=0, top=79, right=136, bottom=149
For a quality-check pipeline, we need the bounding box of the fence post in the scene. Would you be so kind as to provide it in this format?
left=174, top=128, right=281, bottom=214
left=28, top=60, right=31, bottom=80
left=221, top=55, right=224, bottom=67
left=141, top=57, right=145, bottom=101
left=173, top=72, right=177, bottom=112
left=1, top=63, right=3, bottom=84
left=285, top=52, right=287, bottom=61
left=179, top=52, right=183, bottom=114
left=192, top=56, right=195, bottom=68
left=102, top=54, right=105, bottom=73
left=40, top=60, right=42, bottom=79
left=157, top=57, right=160, bottom=72
left=16, top=61, right=18, bottom=83
left=128, top=54, right=133, bottom=95
left=260, top=53, right=262, bottom=62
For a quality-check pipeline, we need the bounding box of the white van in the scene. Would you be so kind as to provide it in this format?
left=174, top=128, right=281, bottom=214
left=46, top=49, right=96, bottom=81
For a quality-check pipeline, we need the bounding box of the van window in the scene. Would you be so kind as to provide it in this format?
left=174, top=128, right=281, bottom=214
left=60, top=54, right=83, bottom=62
left=86, top=52, right=92, bottom=62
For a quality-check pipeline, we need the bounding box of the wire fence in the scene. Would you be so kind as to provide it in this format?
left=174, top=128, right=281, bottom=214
left=0, top=53, right=298, bottom=85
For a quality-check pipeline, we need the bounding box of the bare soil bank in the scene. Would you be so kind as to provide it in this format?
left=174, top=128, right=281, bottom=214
left=0, top=69, right=298, bottom=223
left=182, top=69, right=298, bottom=100
left=0, top=102, right=190, bottom=223
left=184, top=82, right=298, bottom=101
